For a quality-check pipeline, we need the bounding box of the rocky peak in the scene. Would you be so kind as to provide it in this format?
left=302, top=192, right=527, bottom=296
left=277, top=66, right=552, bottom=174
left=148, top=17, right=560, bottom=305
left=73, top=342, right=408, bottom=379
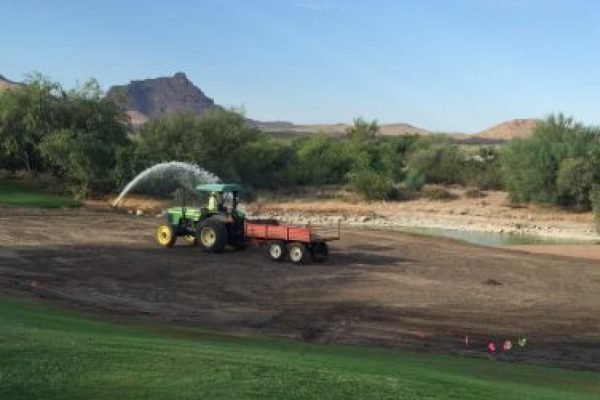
left=106, top=72, right=219, bottom=123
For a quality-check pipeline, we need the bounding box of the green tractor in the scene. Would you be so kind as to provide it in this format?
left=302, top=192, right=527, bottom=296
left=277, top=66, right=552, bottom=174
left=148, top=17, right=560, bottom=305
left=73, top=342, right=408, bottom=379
left=155, top=183, right=246, bottom=253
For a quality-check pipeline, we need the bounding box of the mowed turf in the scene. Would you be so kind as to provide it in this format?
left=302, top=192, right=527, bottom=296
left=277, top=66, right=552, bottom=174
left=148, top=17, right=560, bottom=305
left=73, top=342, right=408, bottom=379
left=0, top=295, right=599, bottom=400
left=0, top=180, right=79, bottom=208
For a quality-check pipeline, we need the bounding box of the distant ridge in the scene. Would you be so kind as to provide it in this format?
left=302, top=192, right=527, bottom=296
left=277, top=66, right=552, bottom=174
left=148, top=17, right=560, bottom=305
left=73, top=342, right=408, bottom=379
left=473, top=118, right=540, bottom=141
left=0, top=74, right=22, bottom=91
left=6, top=70, right=540, bottom=141
left=259, top=121, right=429, bottom=136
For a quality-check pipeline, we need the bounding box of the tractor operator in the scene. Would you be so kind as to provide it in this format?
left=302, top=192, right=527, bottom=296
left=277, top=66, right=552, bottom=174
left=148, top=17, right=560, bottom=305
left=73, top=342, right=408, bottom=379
left=207, top=191, right=219, bottom=212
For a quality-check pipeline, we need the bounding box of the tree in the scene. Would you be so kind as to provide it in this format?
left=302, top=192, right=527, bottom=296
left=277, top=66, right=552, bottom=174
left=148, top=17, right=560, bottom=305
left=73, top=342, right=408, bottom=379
left=556, top=157, right=597, bottom=210
left=0, top=73, right=62, bottom=174
left=407, top=141, right=466, bottom=185
left=346, top=118, right=379, bottom=142
left=501, top=114, right=600, bottom=207
left=292, top=134, right=352, bottom=185
left=40, top=79, right=129, bottom=196
left=134, top=109, right=262, bottom=183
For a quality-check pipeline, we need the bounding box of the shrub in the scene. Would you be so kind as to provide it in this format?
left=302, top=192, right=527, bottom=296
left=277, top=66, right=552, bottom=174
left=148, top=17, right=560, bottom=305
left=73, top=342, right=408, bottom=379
left=407, top=142, right=467, bottom=185
left=501, top=114, right=600, bottom=207
left=463, top=147, right=503, bottom=190
left=556, top=157, right=596, bottom=210
left=347, top=170, right=398, bottom=200
left=404, top=168, right=426, bottom=191
left=421, top=185, right=456, bottom=201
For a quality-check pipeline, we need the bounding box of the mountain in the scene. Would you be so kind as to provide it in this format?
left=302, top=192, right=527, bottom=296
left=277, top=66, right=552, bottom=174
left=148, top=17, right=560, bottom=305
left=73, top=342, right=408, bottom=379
left=0, top=74, right=21, bottom=91
left=105, top=72, right=538, bottom=141
left=259, top=121, right=429, bottom=137
left=106, top=72, right=219, bottom=124
left=472, top=118, right=540, bottom=141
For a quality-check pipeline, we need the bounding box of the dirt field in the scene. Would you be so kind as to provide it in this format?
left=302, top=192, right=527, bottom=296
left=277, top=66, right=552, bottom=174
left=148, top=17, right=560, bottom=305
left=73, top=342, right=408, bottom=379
left=1, top=208, right=600, bottom=370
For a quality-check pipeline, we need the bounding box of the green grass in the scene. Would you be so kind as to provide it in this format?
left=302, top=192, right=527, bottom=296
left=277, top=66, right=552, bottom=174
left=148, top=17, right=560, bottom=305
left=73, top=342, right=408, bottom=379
left=0, top=295, right=598, bottom=399
left=0, top=180, right=79, bottom=208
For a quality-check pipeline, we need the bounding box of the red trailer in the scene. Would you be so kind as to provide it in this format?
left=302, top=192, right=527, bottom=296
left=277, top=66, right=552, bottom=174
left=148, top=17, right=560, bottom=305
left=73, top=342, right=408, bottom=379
left=245, top=220, right=340, bottom=264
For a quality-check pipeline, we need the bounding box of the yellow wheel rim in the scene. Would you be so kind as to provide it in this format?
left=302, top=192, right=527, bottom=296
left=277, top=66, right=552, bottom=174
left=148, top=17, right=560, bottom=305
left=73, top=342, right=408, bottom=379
left=200, top=227, right=216, bottom=247
left=156, top=225, right=172, bottom=246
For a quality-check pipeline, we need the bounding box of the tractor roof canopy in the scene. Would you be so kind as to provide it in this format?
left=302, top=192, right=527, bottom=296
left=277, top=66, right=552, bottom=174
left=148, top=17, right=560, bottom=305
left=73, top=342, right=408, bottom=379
left=196, top=183, right=242, bottom=193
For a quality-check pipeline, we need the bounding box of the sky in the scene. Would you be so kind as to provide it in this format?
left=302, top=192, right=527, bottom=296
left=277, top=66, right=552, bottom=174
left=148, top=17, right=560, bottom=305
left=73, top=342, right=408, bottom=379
left=2, top=0, right=600, bottom=132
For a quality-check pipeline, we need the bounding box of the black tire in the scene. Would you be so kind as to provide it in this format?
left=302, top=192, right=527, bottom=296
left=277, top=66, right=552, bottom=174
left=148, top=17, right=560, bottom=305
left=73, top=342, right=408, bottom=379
left=156, top=224, right=176, bottom=248
left=310, top=242, right=329, bottom=262
left=288, top=242, right=308, bottom=264
left=197, top=218, right=228, bottom=253
left=268, top=241, right=286, bottom=262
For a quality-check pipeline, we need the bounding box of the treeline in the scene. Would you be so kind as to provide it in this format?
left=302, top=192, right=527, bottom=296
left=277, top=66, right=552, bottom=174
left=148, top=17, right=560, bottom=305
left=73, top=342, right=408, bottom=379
left=2, top=76, right=600, bottom=216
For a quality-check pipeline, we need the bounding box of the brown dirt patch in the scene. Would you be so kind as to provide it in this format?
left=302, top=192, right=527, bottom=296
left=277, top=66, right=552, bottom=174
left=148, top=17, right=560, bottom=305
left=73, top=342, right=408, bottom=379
left=1, top=208, right=599, bottom=370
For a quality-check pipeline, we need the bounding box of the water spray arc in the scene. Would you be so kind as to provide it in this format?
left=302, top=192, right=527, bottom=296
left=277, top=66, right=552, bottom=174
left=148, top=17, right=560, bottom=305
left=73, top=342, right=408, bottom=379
left=113, top=161, right=220, bottom=207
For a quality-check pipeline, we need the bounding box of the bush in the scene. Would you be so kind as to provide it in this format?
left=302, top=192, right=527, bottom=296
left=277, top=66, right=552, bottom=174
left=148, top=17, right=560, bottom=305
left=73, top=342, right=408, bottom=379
left=463, top=147, right=503, bottom=190
left=421, top=185, right=456, bottom=201
left=556, top=157, right=596, bottom=210
left=502, top=114, right=600, bottom=208
left=290, top=134, right=352, bottom=185
left=407, top=142, right=466, bottom=185
left=347, top=170, right=398, bottom=200
left=404, top=168, right=426, bottom=191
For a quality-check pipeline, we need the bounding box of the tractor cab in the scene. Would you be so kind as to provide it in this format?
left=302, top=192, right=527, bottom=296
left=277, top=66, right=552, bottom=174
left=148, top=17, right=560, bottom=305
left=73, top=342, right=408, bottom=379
left=156, top=183, right=246, bottom=251
left=196, top=183, right=244, bottom=218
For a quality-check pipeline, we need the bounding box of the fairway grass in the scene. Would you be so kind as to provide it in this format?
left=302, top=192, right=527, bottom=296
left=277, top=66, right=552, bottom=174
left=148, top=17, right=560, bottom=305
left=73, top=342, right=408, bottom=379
left=0, top=180, right=80, bottom=208
left=0, top=295, right=598, bottom=399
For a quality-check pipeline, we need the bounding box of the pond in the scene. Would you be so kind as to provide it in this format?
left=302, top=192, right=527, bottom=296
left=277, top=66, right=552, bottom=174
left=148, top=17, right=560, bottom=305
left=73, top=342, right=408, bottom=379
left=387, top=226, right=599, bottom=247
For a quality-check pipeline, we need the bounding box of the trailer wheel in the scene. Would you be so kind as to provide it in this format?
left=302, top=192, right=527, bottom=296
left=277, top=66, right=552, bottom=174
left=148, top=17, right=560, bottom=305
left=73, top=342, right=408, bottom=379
left=268, top=241, right=286, bottom=261
left=310, top=242, right=329, bottom=262
left=156, top=224, right=176, bottom=248
left=197, top=218, right=228, bottom=253
left=288, top=242, right=308, bottom=264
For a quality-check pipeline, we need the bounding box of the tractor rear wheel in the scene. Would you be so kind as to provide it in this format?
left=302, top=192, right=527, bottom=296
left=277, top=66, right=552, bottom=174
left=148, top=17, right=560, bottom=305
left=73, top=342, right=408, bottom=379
left=310, top=242, right=329, bottom=262
left=288, top=242, right=308, bottom=264
left=197, top=218, right=228, bottom=253
left=268, top=241, right=286, bottom=261
left=156, top=224, right=176, bottom=248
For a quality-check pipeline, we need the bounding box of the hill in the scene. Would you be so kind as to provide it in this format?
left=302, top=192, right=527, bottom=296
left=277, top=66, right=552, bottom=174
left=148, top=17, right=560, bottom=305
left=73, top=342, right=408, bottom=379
left=0, top=74, right=21, bottom=91
left=106, top=72, right=219, bottom=125
left=473, top=118, right=540, bottom=141
left=259, top=121, right=429, bottom=137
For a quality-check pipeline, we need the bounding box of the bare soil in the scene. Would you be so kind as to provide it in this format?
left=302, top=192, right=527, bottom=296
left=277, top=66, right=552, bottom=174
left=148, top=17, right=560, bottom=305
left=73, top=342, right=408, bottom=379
left=1, top=208, right=600, bottom=370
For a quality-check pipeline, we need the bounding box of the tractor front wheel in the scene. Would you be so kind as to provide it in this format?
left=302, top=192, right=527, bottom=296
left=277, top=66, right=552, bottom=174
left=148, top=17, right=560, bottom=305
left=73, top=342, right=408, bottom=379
left=156, top=224, right=176, bottom=248
left=288, top=242, right=308, bottom=264
left=197, top=219, right=228, bottom=253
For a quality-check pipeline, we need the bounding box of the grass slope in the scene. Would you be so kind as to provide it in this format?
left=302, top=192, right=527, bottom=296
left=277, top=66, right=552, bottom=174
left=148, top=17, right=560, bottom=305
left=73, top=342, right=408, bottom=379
left=0, top=294, right=598, bottom=400
left=0, top=180, right=79, bottom=208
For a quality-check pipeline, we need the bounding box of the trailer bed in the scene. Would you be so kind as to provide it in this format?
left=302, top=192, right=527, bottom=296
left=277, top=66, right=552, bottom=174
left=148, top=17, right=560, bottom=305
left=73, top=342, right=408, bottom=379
left=245, top=221, right=340, bottom=243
